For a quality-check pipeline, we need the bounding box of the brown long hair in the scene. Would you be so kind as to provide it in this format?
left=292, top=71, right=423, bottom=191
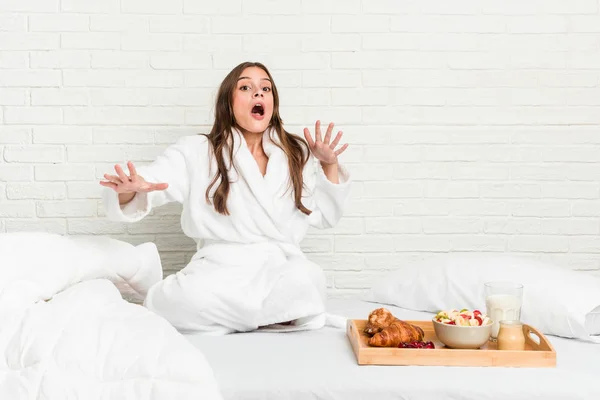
left=202, top=61, right=311, bottom=216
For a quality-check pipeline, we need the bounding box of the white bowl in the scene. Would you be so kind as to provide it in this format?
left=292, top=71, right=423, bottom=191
left=432, top=319, right=492, bottom=349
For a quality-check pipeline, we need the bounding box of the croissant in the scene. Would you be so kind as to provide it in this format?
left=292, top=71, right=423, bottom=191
left=368, top=319, right=425, bottom=347
left=364, top=308, right=397, bottom=336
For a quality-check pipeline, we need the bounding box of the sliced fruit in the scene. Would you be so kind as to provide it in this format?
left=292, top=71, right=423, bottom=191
left=435, top=308, right=489, bottom=326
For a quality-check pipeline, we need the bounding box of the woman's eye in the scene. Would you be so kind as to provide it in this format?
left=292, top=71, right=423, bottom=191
left=262, top=87, right=271, bottom=92
left=240, top=85, right=250, bottom=91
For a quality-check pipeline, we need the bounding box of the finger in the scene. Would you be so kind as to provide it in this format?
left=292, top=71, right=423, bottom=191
left=323, top=122, right=334, bottom=144
left=330, top=131, right=343, bottom=149
left=315, top=120, right=322, bottom=143
left=140, top=182, right=168, bottom=193
left=99, top=181, right=118, bottom=191
left=127, top=161, right=138, bottom=177
left=103, top=173, right=122, bottom=185
left=114, top=164, right=130, bottom=183
left=150, top=182, right=169, bottom=191
left=135, top=180, right=151, bottom=192
left=334, top=143, right=349, bottom=156
left=303, top=128, right=315, bottom=148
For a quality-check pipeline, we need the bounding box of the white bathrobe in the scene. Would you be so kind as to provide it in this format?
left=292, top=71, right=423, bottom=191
left=103, top=128, right=351, bottom=334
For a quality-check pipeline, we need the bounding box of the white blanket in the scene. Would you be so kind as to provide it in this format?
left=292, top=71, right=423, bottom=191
left=103, top=129, right=351, bottom=335
left=0, top=232, right=223, bottom=400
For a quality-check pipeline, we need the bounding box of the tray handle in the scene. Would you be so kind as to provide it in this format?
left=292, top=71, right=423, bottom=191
left=348, top=320, right=359, bottom=340
left=523, top=324, right=554, bottom=352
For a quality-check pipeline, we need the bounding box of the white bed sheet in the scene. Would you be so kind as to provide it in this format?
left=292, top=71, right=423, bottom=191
left=185, top=299, right=600, bottom=400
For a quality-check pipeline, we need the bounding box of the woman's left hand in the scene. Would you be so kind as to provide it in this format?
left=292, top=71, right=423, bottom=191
left=303, top=120, right=349, bottom=165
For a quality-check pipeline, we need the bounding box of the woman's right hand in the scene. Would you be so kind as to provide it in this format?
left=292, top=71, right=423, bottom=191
left=99, top=161, right=168, bottom=194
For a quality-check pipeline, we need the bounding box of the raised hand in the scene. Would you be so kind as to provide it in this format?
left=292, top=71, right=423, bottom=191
left=99, top=161, right=168, bottom=194
left=303, top=120, right=349, bottom=165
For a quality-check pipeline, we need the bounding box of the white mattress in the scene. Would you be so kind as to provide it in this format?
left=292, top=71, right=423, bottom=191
left=185, top=299, right=600, bottom=400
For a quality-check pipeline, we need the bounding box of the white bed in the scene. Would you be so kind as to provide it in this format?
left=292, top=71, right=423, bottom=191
left=185, top=299, right=600, bottom=400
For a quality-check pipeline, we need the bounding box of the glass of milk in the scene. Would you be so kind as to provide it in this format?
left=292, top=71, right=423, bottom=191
left=484, top=282, right=524, bottom=341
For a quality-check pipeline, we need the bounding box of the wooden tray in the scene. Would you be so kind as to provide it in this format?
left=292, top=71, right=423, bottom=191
left=347, top=319, right=556, bottom=368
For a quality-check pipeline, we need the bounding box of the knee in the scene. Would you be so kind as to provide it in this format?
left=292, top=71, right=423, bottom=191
left=285, top=257, right=327, bottom=296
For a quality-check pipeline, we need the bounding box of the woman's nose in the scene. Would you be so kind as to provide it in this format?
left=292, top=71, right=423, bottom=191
left=253, top=91, right=263, bottom=98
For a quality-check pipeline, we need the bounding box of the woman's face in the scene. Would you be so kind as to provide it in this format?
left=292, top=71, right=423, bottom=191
left=232, top=66, right=274, bottom=134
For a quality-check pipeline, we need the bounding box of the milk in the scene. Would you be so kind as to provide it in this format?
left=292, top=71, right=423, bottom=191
left=485, top=294, right=522, bottom=338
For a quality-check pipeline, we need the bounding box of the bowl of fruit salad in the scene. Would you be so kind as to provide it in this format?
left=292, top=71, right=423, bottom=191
left=432, top=309, right=492, bottom=349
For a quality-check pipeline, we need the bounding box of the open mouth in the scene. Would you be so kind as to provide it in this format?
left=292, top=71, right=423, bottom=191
left=251, top=103, right=264, bottom=117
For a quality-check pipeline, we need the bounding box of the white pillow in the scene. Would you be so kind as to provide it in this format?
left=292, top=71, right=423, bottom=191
left=0, top=232, right=162, bottom=303
left=368, top=253, right=600, bottom=343
left=588, top=306, right=600, bottom=334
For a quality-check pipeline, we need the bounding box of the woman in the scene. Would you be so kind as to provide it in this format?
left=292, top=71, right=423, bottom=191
left=100, top=61, right=351, bottom=335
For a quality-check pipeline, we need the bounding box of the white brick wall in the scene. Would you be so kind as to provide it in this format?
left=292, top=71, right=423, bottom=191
left=1, top=0, right=600, bottom=299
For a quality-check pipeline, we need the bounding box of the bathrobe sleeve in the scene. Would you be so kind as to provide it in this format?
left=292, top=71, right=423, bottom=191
left=102, top=137, right=191, bottom=223
left=307, top=157, right=352, bottom=230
